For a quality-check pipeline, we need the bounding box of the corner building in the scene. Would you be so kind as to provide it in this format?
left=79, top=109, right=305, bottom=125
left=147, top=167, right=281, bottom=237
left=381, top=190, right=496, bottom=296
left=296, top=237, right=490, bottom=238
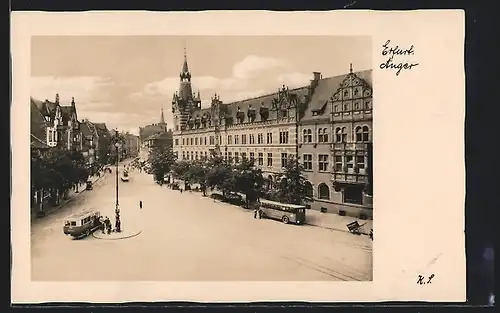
left=172, top=53, right=373, bottom=219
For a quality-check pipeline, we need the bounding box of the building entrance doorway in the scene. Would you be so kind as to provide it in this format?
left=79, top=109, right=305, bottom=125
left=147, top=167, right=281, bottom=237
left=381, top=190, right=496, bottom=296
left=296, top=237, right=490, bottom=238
left=343, top=185, right=363, bottom=205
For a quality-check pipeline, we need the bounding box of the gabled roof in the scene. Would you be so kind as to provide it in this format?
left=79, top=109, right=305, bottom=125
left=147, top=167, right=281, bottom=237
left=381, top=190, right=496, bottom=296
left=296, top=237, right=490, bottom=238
left=59, top=105, right=77, bottom=125
left=145, top=131, right=173, bottom=141
left=30, top=98, right=48, bottom=142
left=302, top=69, right=372, bottom=121
left=139, top=124, right=168, bottom=141
left=35, top=99, right=58, bottom=117
left=93, top=123, right=110, bottom=137
left=80, top=122, right=93, bottom=137
left=30, top=134, right=50, bottom=149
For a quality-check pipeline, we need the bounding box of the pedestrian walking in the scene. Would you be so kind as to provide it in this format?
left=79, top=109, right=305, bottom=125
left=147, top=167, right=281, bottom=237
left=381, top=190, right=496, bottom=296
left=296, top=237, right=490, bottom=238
left=253, top=209, right=257, bottom=219
left=139, top=200, right=143, bottom=209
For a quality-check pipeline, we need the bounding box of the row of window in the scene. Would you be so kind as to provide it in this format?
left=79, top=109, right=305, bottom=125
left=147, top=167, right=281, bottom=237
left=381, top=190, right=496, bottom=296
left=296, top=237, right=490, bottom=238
left=177, top=136, right=218, bottom=146
left=333, top=99, right=372, bottom=113
left=176, top=130, right=292, bottom=146
left=302, top=154, right=330, bottom=172
left=303, top=154, right=366, bottom=173
left=181, top=151, right=292, bottom=168
left=302, top=125, right=371, bottom=143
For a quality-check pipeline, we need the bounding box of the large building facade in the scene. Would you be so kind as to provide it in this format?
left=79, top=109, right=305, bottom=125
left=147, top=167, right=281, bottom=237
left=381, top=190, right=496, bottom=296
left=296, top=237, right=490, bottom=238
left=298, top=66, right=373, bottom=218
left=172, top=53, right=373, bottom=219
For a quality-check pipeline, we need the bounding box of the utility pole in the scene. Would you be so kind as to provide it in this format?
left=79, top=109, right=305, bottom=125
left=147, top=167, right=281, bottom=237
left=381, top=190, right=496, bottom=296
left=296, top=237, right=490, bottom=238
left=114, top=129, right=121, bottom=232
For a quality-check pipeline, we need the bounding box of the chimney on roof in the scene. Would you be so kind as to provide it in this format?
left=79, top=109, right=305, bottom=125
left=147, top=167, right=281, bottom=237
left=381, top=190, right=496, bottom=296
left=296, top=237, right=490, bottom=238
left=313, top=72, right=321, bottom=81
left=309, top=72, right=321, bottom=97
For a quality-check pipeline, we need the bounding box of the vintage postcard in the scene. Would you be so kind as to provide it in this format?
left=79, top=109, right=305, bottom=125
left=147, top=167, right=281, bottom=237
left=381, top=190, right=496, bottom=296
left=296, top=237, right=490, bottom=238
left=11, top=10, right=465, bottom=303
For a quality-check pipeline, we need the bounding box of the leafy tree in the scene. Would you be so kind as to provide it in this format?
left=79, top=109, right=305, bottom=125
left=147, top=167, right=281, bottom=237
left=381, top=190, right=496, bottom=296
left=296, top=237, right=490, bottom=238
left=171, top=160, right=192, bottom=181
left=184, top=160, right=208, bottom=184
left=274, top=157, right=311, bottom=205
left=234, top=158, right=264, bottom=208
left=147, top=146, right=177, bottom=181
left=205, top=160, right=236, bottom=197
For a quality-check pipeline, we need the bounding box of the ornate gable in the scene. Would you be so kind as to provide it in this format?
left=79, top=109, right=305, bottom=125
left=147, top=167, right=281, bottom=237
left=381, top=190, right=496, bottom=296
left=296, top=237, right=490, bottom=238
left=330, top=72, right=372, bottom=102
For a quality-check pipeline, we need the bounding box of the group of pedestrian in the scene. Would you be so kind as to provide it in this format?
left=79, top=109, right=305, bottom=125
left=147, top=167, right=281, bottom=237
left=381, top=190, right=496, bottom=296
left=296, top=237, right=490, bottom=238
left=100, top=216, right=112, bottom=234
left=253, top=209, right=262, bottom=219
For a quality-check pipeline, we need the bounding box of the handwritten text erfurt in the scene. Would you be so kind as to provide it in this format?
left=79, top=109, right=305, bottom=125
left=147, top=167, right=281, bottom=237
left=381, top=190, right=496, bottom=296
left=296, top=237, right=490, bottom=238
left=379, top=40, right=419, bottom=76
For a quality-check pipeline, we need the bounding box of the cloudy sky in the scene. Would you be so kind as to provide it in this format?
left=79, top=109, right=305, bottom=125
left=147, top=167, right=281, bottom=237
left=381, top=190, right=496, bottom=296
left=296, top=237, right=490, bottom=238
left=31, top=36, right=371, bottom=134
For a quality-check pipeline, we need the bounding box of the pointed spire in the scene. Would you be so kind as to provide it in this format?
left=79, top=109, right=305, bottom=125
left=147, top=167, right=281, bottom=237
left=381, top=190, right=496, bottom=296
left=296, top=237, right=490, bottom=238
left=197, top=90, right=200, bottom=99
left=160, top=103, right=166, bottom=124
left=350, top=63, right=353, bottom=73
left=182, top=43, right=189, bottom=73
left=71, top=97, right=75, bottom=106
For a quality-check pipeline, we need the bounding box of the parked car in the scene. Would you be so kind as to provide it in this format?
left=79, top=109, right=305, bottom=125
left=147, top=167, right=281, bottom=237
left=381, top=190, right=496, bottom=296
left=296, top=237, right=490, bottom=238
left=63, top=209, right=103, bottom=239
left=85, top=180, right=93, bottom=190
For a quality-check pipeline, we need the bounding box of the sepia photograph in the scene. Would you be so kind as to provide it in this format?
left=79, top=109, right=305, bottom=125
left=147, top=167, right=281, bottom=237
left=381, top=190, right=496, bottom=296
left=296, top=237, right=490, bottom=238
left=13, top=10, right=466, bottom=303
left=29, top=35, right=373, bottom=281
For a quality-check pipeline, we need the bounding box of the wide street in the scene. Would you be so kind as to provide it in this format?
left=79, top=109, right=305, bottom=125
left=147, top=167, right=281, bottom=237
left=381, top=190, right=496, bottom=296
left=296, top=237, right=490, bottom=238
left=31, top=165, right=373, bottom=281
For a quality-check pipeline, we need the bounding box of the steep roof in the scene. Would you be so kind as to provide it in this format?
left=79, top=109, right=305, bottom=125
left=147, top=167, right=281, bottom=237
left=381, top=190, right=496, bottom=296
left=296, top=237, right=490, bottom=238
left=93, top=123, right=109, bottom=136
left=189, top=87, right=309, bottom=124
left=80, top=122, right=93, bottom=138
left=31, top=134, right=50, bottom=149
left=60, top=106, right=71, bottom=123
left=145, top=131, right=173, bottom=142
left=35, top=99, right=58, bottom=117
left=302, top=69, right=372, bottom=121
left=30, top=98, right=48, bottom=142
left=139, top=124, right=168, bottom=141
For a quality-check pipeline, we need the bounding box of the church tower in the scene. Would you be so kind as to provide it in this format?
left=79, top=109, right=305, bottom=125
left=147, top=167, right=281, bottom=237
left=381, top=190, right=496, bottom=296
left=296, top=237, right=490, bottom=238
left=159, top=103, right=167, bottom=131
left=172, top=45, right=201, bottom=131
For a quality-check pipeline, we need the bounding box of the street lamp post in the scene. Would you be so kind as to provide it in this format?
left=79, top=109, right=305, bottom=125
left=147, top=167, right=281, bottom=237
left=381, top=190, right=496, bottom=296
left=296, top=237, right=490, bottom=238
left=114, top=130, right=121, bottom=232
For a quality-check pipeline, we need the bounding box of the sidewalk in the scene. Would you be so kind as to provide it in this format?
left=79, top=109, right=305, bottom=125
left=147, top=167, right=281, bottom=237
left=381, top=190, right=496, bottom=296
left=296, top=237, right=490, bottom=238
left=305, top=209, right=373, bottom=235
left=195, top=189, right=373, bottom=235
left=30, top=174, right=105, bottom=222
left=30, top=159, right=132, bottom=222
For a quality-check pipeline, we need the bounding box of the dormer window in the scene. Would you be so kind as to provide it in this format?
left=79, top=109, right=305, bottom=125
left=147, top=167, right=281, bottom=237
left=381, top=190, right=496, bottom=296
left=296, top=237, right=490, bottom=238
left=236, top=110, right=245, bottom=123
left=247, top=107, right=256, bottom=122
left=259, top=105, right=269, bottom=122
left=281, top=109, right=288, bottom=118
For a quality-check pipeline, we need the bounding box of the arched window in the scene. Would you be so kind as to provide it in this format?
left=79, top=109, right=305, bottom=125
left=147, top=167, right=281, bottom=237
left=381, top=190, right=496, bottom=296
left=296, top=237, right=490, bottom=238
left=303, top=129, right=312, bottom=143
left=355, top=126, right=363, bottom=142
left=362, top=126, right=369, bottom=142
left=342, top=127, right=347, bottom=142
left=335, top=127, right=342, bottom=143
left=323, top=128, right=329, bottom=143
left=304, top=181, right=313, bottom=198
left=318, top=183, right=330, bottom=200
left=267, top=175, right=274, bottom=189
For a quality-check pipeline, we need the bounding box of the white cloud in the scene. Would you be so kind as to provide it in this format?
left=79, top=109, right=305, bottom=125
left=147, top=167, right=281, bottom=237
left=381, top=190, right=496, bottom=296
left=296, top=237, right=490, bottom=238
left=31, top=76, right=112, bottom=104
left=228, top=90, right=267, bottom=102
left=78, top=101, right=114, bottom=111
left=232, top=55, right=288, bottom=80
left=277, top=72, right=313, bottom=88
left=131, top=55, right=313, bottom=106
left=78, top=111, right=143, bottom=131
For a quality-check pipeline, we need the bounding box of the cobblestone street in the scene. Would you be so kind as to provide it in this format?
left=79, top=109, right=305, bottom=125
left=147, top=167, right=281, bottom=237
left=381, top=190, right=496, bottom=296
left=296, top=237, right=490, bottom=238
left=31, top=168, right=372, bottom=281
